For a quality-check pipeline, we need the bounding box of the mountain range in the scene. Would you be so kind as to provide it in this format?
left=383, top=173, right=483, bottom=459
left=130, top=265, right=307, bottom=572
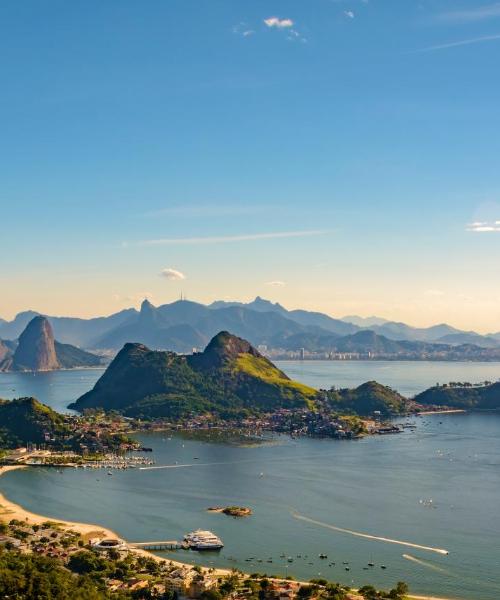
left=1, top=297, right=499, bottom=357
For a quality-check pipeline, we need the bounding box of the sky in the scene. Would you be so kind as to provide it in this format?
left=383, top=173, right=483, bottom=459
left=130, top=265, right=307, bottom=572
left=1, top=0, right=500, bottom=332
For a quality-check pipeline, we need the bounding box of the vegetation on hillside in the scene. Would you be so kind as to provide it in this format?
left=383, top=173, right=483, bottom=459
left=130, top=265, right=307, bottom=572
left=54, top=341, right=102, bottom=368
left=70, top=332, right=320, bottom=419
left=325, top=381, right=409, bottom=417
left=0, top=397, right=70, bottom=448
left=414, top=381, right=500, bottom=409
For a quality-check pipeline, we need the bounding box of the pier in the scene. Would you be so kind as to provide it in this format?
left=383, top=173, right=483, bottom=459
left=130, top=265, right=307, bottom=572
left=130, top=540, right=182, bottom=551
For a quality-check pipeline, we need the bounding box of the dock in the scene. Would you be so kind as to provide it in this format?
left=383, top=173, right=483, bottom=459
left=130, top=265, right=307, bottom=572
left=130, top=540, right=182, bottom=551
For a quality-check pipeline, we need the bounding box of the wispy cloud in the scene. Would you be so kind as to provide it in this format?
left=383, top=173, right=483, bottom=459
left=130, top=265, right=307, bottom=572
left=418, top=33, right=500, bottom=52
left=134, top=230, right=327, bottom=247
left=437, top=3, right=500, bottom=23
left=344, top=10, right=355, bottom=19
left=233, top=22, right=255, bottom=37
left=160, top=268, right=186, bottom=280
left=266, top=280, right=286, bottom=287
left=264, top=17, right=294, bottom=29
left=467, top=220, right=500, bottom=232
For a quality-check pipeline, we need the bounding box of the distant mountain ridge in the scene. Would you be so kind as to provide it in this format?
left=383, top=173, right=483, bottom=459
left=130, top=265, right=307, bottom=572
left=1, top=297, right=499, bottom=355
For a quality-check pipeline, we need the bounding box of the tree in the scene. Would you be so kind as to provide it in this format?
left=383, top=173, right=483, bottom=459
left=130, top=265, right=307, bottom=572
left=388, top=582, right=409, bottom=599
left=68, top=550, right=108, bottom=575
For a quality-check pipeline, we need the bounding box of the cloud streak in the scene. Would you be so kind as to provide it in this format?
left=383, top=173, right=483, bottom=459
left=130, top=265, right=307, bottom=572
left=266, top=280, right=286, bottom=287
left=135, top=230, right=327, bottom=247
left=467, top=220, right=500, bottom=232
left=437, top=3, right=500, bottom=23
left=418, top=33, right=500, bottom=52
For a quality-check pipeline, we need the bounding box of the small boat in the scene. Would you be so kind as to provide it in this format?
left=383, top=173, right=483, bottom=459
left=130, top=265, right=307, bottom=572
left=319, top=554, right=327, bottom=559
left=368, top=562, right=374, bottom=567
left=345, top=567, right=350, bottom=571
left=381, top=565, right=387, bottom=569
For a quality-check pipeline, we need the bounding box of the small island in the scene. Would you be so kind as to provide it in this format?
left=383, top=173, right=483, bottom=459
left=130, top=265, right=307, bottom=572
left=207, top=506, right=253, bottom=517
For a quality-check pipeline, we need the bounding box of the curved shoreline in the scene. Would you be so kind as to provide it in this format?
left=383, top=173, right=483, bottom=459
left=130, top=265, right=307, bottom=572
left=0, top=465, right=457, bottom=600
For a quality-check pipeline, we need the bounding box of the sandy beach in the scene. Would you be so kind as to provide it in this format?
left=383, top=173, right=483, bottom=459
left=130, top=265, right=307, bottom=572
left=0, top=464, right=230, bottom=574
left=0, top=464, right=457, bottom=600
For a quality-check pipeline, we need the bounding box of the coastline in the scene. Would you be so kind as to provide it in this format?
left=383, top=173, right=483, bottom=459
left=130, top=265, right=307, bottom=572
left=0, top=465, right=457, bottom=600
left=0, top=464, right=229, bottom=575
left=416, top=409, right=466, bottom=415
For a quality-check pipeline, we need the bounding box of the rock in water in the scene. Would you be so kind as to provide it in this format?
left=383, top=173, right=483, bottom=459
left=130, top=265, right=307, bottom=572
left=12, top=316, right=60, bottom=371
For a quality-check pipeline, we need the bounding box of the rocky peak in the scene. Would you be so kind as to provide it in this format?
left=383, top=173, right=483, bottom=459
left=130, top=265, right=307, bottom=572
left=190, top=331, right=261, bottom=370
left=12, top=316, right=60, bottom=371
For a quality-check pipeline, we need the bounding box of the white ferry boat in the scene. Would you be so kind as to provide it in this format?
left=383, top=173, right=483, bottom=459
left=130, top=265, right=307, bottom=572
left=184, top=529, right=224, bottom=550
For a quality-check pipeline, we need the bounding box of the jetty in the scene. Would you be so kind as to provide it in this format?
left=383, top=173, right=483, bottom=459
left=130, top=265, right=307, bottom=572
left=129, top=540, right=182, bottom=551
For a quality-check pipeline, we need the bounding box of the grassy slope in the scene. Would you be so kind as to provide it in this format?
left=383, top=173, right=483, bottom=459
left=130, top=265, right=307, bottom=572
left=234, top=354, right=317, bottom=409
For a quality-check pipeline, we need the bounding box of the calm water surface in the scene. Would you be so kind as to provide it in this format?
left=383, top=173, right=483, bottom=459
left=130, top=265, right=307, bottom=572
left=1, top=363, right=500, bottom=599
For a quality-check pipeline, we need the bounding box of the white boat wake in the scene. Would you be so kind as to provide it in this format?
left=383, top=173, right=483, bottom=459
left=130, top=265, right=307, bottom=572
left=402, top=553, right=450, bottom=573
left=291, top=511, right=449, bottom=556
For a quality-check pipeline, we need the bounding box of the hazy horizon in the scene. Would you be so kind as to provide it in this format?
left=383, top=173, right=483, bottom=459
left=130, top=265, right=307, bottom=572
left=1, top=294, right=499, bottom=335
left=1, top=0, right=500, bottom=332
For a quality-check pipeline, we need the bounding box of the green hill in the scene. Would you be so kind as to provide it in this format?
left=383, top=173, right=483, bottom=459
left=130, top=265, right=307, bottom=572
left=415, top=381, right=500, bottom=410
left=326, top=381, right=409, bottom=417
left=54, top=340, right=101, bottom=368
left=70, top=331, right=318, bottom=419
left=0, top=397, right=70, bottom=448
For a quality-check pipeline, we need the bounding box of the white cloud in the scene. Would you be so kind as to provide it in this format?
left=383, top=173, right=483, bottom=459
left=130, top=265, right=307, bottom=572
left=135, top=230, right=327, bottom=247
left=437, top=3, right=500, bottom=23
left=264, top=17, right=294, bottom=29
left=466, top=220, right=500, bottom=232
left=266, top=280, right=286, bottom=287
left=418, top=34, right=500, bottom=53
left=344, top=10, right=355, bottom=19
left=161, top=268, right=186, bottom=280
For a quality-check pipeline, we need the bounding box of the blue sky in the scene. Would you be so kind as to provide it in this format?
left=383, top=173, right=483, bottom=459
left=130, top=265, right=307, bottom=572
left=1, top=0, right=500, bottom=331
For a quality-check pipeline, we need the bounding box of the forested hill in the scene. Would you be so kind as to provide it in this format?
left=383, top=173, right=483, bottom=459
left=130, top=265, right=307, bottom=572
left=0, top=397, right=70, bottom=448
left=414, top=382, right=500, bottom=410
left=70, top=331, right=318, bottom=419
